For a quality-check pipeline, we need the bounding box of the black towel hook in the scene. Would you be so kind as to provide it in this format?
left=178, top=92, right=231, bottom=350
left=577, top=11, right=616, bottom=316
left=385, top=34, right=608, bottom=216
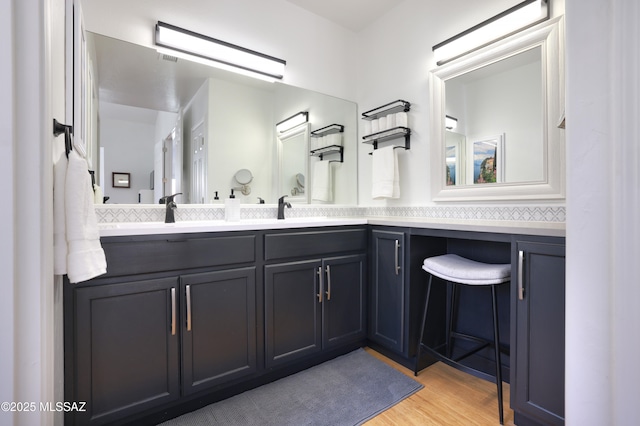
left=53, top=118, right=72, bottom=137
left=53, top=119, right=74, bottom=158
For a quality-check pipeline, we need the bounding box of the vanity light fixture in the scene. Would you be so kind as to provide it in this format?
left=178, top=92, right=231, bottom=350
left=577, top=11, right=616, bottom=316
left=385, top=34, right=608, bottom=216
left=433, top=0, right=549, bottom=66
left=155, top=21, right=286, bottom=82
left=445, top=115, right=458, bottom=131
left=276, top=111, right=309, bottom=134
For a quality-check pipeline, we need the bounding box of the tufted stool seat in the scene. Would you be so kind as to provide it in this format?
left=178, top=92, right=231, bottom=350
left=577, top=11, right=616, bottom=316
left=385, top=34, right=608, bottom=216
left=415, top=254, right=510, bottom=424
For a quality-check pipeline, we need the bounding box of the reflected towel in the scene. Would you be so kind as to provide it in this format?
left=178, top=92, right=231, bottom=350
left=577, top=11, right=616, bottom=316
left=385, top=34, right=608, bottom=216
left=65, top=148, right=107, bottom=283
left=372, top=146, right=400, bottom=199
left=53, top=151, right=68, bottom=275
left=312, top=161, right=333, bottom=202
left=93, top=185, right=103, bottom=204
left=396, top=112, right=408, bottom=127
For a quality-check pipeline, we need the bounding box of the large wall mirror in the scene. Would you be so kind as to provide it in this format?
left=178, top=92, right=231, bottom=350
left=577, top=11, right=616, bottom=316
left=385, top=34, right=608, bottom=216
left=430, top=17, right=565, bottom=202
left=85, top=32, right=358, bottom=205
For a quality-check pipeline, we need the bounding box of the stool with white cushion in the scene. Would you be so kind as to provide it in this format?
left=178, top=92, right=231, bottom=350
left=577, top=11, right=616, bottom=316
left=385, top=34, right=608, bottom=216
left=414, top=254, right=510, bottom=424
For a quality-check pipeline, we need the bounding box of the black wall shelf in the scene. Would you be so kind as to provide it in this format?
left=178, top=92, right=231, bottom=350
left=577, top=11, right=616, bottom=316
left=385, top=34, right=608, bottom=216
left=361, top=100, right=411, bottom=151
left=363, top=127, right=411, bottom=152
left=361, top=100, right=410, bottom=120
left=311, top=124, right=344, bottom=137
left=310, top=145, right=344, bottom=163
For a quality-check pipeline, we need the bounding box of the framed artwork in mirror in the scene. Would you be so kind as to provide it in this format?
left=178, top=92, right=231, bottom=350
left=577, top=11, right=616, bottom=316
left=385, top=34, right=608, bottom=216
left=112, top=172, right=130, bottom=188
left=446, top=145, right=458, bottom=186
left=445, top=131, right=466, bottom=186
left=470, top=134, right=504, bottom=185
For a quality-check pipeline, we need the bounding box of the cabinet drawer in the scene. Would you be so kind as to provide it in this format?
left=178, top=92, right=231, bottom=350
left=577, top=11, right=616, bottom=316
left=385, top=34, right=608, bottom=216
left=264, top=228, right=366, bottom=261
left=101, top=234, right=256, bottom=277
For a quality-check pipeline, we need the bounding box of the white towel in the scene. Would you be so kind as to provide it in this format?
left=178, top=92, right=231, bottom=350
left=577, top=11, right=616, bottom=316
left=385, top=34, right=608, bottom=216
left=396, top=112, right=408, bottom=127
left=371, top=119, right=380, bottom=133
left=65, top=148, right=107, bottom=283
left=311, top=161, right=333, bottom=202
left=372, top=146, right=400, bottom=199
left=93, top=185, right=103, bottom=204
left=53, top=151, right=68, bottom=275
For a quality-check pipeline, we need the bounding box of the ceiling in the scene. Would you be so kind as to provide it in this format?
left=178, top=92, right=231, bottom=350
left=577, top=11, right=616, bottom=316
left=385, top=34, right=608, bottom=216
left=284, top=0, right=405, bottom=32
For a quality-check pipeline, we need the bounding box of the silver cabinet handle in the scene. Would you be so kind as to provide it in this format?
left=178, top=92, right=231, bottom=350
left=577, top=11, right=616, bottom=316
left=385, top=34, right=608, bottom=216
left=186, top=285, right=192, bottom=331
left=325, top=264, right=332, bottom=301
left=317, top=266, right=323, bottom=303
left=171, top=287, right=176, bottom=336
left=518, top=250, right=525, bottom=300
left=395, top=240, right=401, bottom=275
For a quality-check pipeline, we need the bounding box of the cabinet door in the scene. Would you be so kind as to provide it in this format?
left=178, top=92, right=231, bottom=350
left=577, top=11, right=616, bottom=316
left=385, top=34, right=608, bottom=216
left=181, top=267, right=257, bottom=395
left=513, top=241, right=565, bottom=425
left=323, top=254, right=367, bottom=349
left=265, top=259, right=322, bottom=368
left=369, top=230, right=405, bottom=353
left=74, top=277, right=180, bottom=425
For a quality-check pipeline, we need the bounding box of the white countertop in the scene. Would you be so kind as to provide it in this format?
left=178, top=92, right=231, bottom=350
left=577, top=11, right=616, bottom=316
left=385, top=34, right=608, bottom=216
left=367, top=216, right=565, bottom=237
left=99, top=216, right=564, bottom=238
left=98, top=217, right=369, bottom=237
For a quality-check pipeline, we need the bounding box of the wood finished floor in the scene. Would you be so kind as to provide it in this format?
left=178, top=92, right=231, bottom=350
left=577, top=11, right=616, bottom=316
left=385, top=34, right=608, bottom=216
left=364, top=348, right=514, bottom=426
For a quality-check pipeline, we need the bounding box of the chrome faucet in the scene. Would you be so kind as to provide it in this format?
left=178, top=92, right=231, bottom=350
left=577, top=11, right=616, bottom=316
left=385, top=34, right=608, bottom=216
left=277, top=195, right=292, bottom=220
left=160, top=193, right=182, bottom=223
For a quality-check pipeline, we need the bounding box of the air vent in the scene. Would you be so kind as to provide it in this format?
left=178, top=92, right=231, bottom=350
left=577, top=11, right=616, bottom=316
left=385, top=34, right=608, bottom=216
left=161, top=53, right=178, bottom=62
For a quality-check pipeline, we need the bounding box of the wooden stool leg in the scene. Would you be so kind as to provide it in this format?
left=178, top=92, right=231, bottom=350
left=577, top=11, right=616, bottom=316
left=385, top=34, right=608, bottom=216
left=491, top=284, right=504, bottom=425
left=414, top=275, right=433, bottom=376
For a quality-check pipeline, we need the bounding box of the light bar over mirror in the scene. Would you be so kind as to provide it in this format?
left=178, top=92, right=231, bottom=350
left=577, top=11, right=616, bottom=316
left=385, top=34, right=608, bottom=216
left=276, top=111, right=309, bottom=134
left=155, top=21, right=286, bottom=81
left=433, top=0, right=549, bottom=66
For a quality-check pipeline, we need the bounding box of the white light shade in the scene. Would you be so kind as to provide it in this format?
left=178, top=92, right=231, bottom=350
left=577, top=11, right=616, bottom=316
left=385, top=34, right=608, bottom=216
left=433, top=0, right=548, bottom=65
left=276, top=112, right=308, bottom=134
left=155, top=22, right=286, bottom=80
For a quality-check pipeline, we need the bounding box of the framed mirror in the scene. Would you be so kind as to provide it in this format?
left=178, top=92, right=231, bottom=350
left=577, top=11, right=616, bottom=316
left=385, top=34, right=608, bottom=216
left=430, top=17, right=565, bottom=201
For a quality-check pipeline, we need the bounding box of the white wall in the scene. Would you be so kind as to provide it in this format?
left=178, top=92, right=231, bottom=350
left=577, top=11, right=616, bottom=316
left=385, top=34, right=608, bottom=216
left=0, top=0, right=16, bottom=423
left=99, top=104, right=158, bottom=203
left=565, top=0, right=640, bottom=423
left=208, top=78, right=275, bottom=204
left=4, top=0, right=63, bottom=425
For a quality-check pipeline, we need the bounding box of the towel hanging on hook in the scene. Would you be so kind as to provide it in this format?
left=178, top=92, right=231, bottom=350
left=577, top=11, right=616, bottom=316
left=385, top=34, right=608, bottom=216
left=53, top=118, right=74, bottom=158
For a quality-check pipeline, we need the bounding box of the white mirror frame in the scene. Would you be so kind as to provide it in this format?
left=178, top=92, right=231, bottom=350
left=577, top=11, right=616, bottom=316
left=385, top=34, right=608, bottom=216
left=430, top=16, right=565, bottom=202
left=276, top=123, right=310, bottom=203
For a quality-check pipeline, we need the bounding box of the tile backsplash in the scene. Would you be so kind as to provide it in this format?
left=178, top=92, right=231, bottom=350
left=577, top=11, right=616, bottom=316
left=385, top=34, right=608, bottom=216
left=95, top=204, right=565, bottom=224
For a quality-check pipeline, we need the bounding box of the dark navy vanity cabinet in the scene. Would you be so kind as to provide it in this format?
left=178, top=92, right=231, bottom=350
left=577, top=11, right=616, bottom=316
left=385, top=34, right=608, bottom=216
left=71, top=277, right=182, bottom=425
left=512, top=238, right=565, bottom=426
left=65, top=232, right=261, bottom=425
left=64, top=226, right=367, bottom=426
left=369, top=229, right=406, bottom=353
left=65, top=223, right=564, bottom=426
left=264, top=228, right=367, bottom=367
left=368, top=226, right=565, bottom=426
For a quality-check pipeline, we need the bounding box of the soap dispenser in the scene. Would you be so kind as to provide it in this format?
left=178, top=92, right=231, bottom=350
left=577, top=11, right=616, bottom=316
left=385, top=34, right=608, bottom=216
left=225, top=189, right=240, bottom=221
